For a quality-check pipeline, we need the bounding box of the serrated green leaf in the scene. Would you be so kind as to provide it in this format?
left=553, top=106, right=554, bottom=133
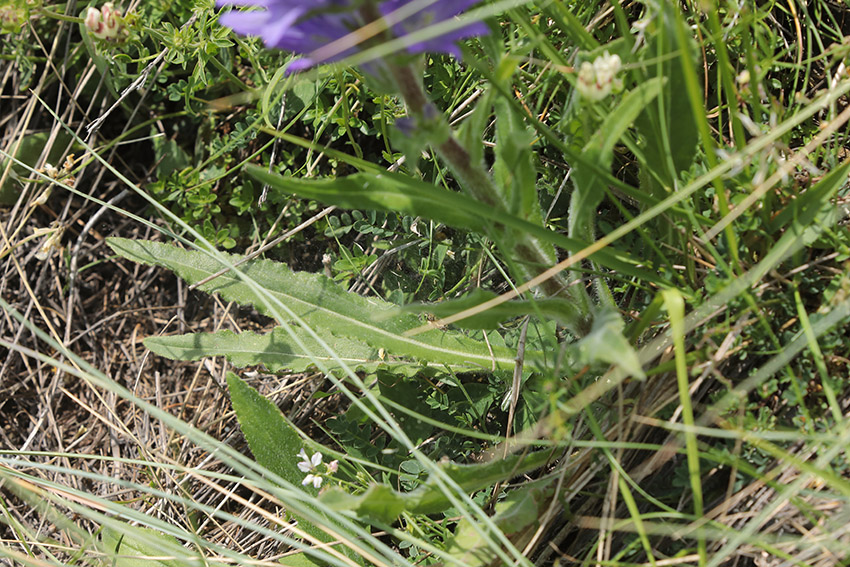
left=145, top=327, right=435, bottom=376
left=107, top=238, right=518, bottom=371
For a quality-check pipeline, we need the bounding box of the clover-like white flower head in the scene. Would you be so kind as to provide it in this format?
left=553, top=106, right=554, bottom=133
left=577, top=51, right=624, bottom=102
left=85, top=3, right=124, bottom=41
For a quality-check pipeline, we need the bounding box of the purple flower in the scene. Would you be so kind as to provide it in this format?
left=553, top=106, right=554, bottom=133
left=216, top=0, right=488, bottom=71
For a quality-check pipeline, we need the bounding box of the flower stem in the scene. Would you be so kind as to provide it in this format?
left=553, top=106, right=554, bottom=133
left=389, top=62, right=594, bottom=336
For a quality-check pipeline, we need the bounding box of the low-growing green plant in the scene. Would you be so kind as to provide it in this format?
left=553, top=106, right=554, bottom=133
left=6, top=0, right=850, bottom=566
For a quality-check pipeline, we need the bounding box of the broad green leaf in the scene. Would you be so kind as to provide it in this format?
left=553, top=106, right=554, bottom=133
left=246, top=166, right=665, bottom=287
left=253, top=167, right=488, bottom=232
left=634, top=2, right=700, bottom=193
left=145, top=327, right=438, bottom=376
left=98, top=525, right=227, bottom=567
left=320, top=484, right=407, bottom=524
left=404, top=449, right=554, bottom=515
left=107, top=238, right=520, bottom=371
left=227, top=372, right=321, bottom=494
left=395, top=289, right=593, bottom=330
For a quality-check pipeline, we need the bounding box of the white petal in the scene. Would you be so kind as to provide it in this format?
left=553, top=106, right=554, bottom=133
left=311, top=452, right=323, bottom=467
left=297, top=461, right=312, bottom=472
left=302, top=475, right=315, bottom=486
left=312, top=475, right=323, bottom=488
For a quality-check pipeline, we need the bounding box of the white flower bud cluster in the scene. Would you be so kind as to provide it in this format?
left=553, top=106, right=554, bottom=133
left=84, top=3, right=123, bottom=41
left=577, top=52, right=624, bottom=102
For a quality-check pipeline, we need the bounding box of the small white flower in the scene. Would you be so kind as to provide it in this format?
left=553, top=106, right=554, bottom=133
left=297, top=448, right=322, bottom=472
left=32, top=186, right=52, bottom=206
left=34, top=223, right=64, bottom=261
left=43, top=163, right=59, bottom=179
left=84, top=7, right=102, bottom=34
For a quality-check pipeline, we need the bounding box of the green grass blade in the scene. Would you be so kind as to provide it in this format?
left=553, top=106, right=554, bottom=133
left=664, top=289, right=706, bottom=566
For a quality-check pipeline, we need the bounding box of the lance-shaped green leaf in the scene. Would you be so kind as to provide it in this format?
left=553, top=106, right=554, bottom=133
left=246, top=166, right=665, bottom=287
left=145, top=327, right=440, bottom=377
left=107, top=238, right=520, bottom=371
